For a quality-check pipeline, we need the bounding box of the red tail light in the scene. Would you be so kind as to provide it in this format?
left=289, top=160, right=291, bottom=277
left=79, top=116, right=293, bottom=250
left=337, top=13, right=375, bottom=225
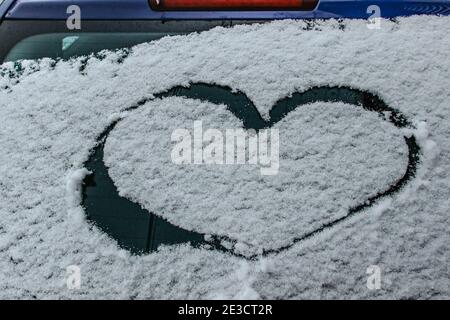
left=149, top=0, right=319, bottom=11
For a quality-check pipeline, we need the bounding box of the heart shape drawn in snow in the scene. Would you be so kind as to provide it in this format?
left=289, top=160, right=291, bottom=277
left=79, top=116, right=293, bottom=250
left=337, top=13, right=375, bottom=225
left=82, top=83, right=420, bottom=259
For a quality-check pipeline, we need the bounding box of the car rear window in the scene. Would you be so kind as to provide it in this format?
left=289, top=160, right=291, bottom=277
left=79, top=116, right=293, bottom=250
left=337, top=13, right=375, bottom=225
left=4, top=32, right=184, bottom=62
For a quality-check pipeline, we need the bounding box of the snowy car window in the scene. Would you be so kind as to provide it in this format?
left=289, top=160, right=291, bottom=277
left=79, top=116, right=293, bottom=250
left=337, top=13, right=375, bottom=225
left=4, top=32, right=184, bottom=62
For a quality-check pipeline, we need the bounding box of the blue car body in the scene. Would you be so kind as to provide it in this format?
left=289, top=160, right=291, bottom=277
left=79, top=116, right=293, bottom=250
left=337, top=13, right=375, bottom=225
left=1, top=0, right=450, bottom=21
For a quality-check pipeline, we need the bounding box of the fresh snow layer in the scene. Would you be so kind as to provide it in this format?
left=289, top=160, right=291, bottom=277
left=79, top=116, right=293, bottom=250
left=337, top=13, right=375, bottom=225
left=0, top=17, right=449, bottom=299
left=104, top=98, right=407, bottom=254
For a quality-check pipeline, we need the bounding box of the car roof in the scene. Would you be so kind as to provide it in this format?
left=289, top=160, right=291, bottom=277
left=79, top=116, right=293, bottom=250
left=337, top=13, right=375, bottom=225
left=3, top=0, right=450, bottom=20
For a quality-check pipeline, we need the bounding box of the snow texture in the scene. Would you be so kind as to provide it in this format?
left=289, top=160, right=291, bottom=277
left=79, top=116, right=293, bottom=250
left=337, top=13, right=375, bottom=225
left=0, top=17, right=449, bottom=299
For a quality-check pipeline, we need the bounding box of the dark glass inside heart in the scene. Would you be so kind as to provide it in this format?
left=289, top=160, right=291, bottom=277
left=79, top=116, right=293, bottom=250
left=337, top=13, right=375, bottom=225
left=82, top=83, right=420, bottom=259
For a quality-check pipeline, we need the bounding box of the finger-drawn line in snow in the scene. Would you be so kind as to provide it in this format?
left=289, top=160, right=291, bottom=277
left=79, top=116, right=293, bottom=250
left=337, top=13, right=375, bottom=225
left=82, top=83, right=420, bottom=260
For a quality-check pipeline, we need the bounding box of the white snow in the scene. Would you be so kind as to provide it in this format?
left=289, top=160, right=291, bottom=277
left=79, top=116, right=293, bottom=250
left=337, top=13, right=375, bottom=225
left=0, top=16, right=449, bottom=299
